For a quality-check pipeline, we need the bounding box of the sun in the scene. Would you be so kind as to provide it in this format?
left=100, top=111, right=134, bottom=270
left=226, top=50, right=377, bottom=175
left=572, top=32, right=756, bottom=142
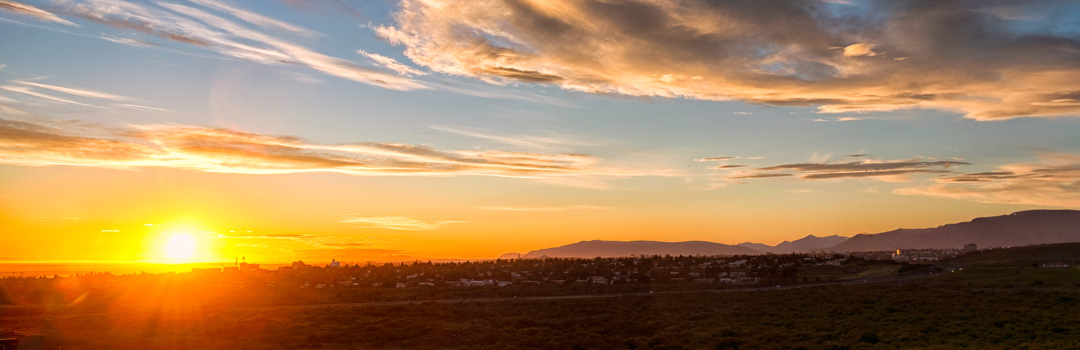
left=164, top=233, right=197, bottom=261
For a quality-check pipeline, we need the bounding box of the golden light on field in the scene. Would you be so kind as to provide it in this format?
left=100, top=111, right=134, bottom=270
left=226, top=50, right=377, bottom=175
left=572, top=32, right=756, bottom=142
left=165, top=233, right=196, bottom=261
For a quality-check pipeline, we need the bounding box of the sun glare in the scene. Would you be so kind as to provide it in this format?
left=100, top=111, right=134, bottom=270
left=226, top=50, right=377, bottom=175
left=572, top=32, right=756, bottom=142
left=165, top=233, right=197, bottom=261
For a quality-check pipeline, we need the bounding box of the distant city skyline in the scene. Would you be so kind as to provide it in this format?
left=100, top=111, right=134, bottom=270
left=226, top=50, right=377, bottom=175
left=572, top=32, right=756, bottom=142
left=1, top=0, right=1079, bottom=263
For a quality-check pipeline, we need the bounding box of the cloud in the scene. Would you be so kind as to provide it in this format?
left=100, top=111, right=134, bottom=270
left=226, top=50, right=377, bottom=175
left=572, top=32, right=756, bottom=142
left=0, top=118, right=160, bottom=167
left=696, top=156, right=763, bottom=162
left=431, top=125, right=602, bottom=152
left=696, top=157, right=735, bottom=162
left=115, top=103, right=175, bottom=113
left=358, top=50, right=427, bottom=77
left=341, top=216, right=466, bottom=231
left=728, top=173, right=793, bottom=180
left=186, top=0, right=319, bottom=37
left=0, top=85, right=93, bottom=106
left=52, top=0, right=426, bottom=91
left=0, top=0, right=78, bottom=26
left=379, top=0, right=1080, bottom=120
left=812, top=116, right=862, bottom=122
left=842, top=43, right=879, bottom=57
left=711, top=164, right=747, bottom=169
left=2, top=79, right=173, bottom=111
left=0, top=118, right=647, bottom=184
left=895, top=153, right=1080, bottom=208
left=476, top=205, right=613, bottom=212
left=15, top=81, right=129, bottom=101
left=723, top=157, right=966, bottom=182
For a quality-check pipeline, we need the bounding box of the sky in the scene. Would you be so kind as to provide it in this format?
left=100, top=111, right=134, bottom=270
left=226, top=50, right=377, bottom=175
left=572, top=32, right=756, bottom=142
left=1, top=0, right=1079, bottom=264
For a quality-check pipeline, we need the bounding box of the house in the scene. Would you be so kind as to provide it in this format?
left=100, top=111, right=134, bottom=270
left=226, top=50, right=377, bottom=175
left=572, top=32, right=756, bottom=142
left=1041, top=262, right=1070, bottom=268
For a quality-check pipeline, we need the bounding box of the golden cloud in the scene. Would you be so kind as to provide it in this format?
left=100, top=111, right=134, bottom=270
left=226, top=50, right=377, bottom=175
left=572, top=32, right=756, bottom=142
left=895, top=153, right=1080, bottom=208
left=0, top=118, right=648, bottom=184
left=379, top=0, right=1080, bottom=120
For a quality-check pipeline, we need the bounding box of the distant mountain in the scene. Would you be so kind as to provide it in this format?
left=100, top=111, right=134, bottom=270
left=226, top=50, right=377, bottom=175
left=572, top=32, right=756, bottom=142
left=498, top=252, right=522, bottom=260
left=521, top=240, right=759, bottom=259
left=736, top=242, right=775, bottom=253
left=503, top=210, right=1080, bottom=259
left=738, top=235, right=850, bottom=253
left=774, top=235, right=851, bottom=253
left=821, top=210, right=1080, bottom=252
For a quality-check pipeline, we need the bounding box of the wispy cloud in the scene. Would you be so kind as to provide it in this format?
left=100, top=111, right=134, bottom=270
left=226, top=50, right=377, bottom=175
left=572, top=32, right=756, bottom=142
left=895, top=153, right=1080, bottom=208
left=432, top=125, right=602, bottom=152
left=379, top=0, right=1080, bottom=120
left=0, top=85, right=93, bottom=106
left=0, top=118, right=650, bottom=185
left=15, top=81, right=129, bottom=101
left=0, top=0, right=78, bottom=26
left=115, top=103, right=175, bottom=113
left=43, top=0, right=426, bottom=91
left=696, top=156, right=762, bottom=162
left=358, top=50, right=426, bottom=77
left=1, top=79, right=172, bottom=111
left=476, top=205, right=614, bottom=212
left=186, top=0, right=319, bottom=37
left=721, top=157, right=967, bottom=182
left=341, top=216, right=466, bottom=231
left=813, top=116, right=863, bottom=122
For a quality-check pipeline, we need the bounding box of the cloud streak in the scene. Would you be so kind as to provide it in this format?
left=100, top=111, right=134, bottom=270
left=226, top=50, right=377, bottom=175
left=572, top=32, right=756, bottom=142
left=722, top=157, right=967, bottom=182
left=0, top=118, right=649, bottom=184
left=476, top=205, right=613, bottom=212
left=0, top=0, right=78, bottom=26
left=40, top=0, right=426, bottom=91
left=379, top=0, right=1080, bottom=120
left=340, top=216, right=466, bottom=231
left=895, top=153, right=1080, bottom=208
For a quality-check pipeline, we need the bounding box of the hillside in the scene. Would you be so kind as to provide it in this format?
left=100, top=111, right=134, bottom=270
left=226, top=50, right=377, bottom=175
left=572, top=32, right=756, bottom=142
left=521, top=240, right=758, bottom=258
left=823, top=210, right=1080, bottom=252
left=960, top=242, right=1080, bottom=266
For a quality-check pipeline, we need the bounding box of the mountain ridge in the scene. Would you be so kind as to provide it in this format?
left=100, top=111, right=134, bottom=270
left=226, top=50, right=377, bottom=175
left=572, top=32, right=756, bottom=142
left=504, top=210, right=1080, bottom=258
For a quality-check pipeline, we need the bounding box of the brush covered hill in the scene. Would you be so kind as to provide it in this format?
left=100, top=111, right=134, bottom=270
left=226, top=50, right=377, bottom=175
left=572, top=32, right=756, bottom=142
left=520, top=240, right=758, bottom=258
left=823, top=210, right=1080, bottom=252
left=960, top=242, right=1080, bottom=267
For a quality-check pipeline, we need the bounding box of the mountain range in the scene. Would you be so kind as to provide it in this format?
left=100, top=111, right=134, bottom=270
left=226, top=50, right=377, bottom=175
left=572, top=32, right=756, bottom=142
left=501, top=210, right=1080, bottom=258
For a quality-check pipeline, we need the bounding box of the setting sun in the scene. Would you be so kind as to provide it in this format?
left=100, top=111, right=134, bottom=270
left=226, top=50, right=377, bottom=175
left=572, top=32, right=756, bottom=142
left=164, top=233, right=196, bottom=261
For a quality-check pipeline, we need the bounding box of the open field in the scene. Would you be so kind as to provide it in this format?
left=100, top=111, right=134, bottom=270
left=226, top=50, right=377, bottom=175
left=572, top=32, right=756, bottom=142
left=3, top=244, right=1080, bottom=349
left=2, top=279, right=1079, bottom=350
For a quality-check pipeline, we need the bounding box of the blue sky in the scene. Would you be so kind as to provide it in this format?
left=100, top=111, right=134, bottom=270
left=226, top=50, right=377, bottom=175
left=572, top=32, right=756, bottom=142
left=1, top=0, right=1079, bottom=262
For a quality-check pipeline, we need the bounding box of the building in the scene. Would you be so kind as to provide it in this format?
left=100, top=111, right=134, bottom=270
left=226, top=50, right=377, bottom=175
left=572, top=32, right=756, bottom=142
left=963, top=243, right=978, bottom=253
left=328, top=259, right=341, bottom=268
